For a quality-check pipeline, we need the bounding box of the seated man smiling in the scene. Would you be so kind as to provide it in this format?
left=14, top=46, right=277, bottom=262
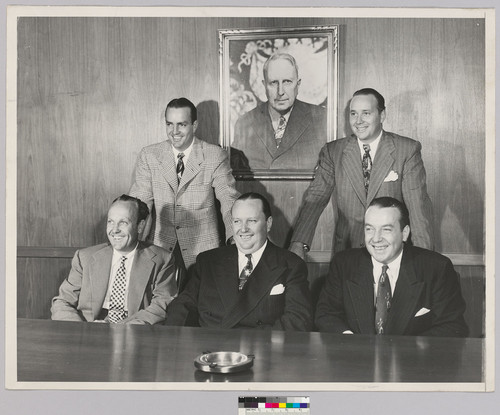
left=166, top=192, right=313, bottom=330
left=315, top=196, right=468, bottom=336
left=51, top=195, right=177, bottom=324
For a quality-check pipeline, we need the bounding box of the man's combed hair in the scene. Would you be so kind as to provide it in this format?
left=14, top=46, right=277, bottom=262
left=112, top=194, right=149, bottom=223
left=368, top=196, right=410, bottom=229
left=235, top=192, right=272, bottom=219
left=262, top=52, right=299, bottom=81
left=165, top=97, right=197, bottom=123
left=353, top=88, right=386, bottom=112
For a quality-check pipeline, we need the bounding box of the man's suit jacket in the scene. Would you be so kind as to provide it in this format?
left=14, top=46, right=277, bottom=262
left=51, top=242, right=177, bottom=325
left=129, top=137, right=240, bottom=268
left=315, top=246, right=468, bottom=337
left=291, top=131, right=434, bottom=253
left=232, top=100, right=327, bottom=170
left=165, top=241, right=313, bottom=331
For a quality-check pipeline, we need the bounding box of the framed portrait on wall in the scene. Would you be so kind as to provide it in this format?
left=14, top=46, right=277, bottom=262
left=219, top=26, right=339, bottom=180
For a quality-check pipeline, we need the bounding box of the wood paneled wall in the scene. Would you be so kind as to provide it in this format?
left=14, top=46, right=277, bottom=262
left=16, top=16, right=486, bottom=332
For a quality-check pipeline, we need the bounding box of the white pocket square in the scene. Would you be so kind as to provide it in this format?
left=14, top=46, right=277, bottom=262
left=415, top=307, right=431, bottom=317
left=384, top=170, right=399, bottom=182
left=270, top=284, right=285, bottom=295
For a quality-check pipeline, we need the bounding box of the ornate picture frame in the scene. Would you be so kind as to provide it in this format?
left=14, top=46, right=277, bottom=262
left=219, top=26, right=339, bottom=180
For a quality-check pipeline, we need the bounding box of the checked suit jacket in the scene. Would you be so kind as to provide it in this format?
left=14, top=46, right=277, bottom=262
left=165, top=241, right=313, bottom=331
left=291, top=131, right=434, bottom=254
left=232, top=100, right=327, bottom=170
left=51, top=242, right=177, bottom=325
left=130, top=137, right=240, bottom=269
left=315, top=245, right=468, bottom=337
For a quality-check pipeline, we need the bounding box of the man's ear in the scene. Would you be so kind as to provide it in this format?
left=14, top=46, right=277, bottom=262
left=380, top=109, right=386, bottom=123
left=402, top=224, right=410, bottom=242
left=192, top=120, right=198, bottom=133
left=266, top=216, right=273, bottom=233
left=137, top=219, right=146, bottom=236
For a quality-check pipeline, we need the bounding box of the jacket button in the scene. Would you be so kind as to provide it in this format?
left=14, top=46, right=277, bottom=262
left=256, top=320, right=263, bottom=325
left=176, top=226, right=180, bottom=230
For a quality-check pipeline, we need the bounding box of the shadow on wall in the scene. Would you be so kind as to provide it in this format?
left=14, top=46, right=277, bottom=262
left=196, top=100, right=220, bottom=146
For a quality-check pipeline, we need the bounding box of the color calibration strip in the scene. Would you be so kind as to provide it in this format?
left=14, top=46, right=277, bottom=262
left=238, top=397, right=310, bottom=413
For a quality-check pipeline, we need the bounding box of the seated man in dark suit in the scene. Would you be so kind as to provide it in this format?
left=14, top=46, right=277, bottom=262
left=51, top=195, right=177, bottom=324
left=166, top=192, right=313, bottom=330
left=315, top=196, right=468, bottom=337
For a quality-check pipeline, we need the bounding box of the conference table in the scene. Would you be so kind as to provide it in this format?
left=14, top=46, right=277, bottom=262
left=17, top=318, right=483, bottom=385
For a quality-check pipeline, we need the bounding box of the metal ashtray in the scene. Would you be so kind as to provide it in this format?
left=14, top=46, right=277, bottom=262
left=194, top=351, right=255, bottom=373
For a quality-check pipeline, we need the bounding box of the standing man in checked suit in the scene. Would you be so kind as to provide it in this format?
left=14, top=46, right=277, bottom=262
left=166, top=193, right=313, bottom=331
left=130, top=98, right=240, bottom=284
left=231, top=53, right=327, bottom=171
left=290, top=88, right=433, bottom=259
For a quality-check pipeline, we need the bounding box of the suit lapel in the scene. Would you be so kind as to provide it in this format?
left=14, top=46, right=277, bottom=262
left=158, top=142, right=179, bottom=192
left=367, top=132, right=396, bottom=203
left=89, top=245, right=113, bottom=320
left=127, top=242, right=155, bottom=314
left=385, top=247, right=424, bottom=334
left=250, top=105, right=278, bottom=160
left=220, top=242, right=284, bottom=329
left=212, top=246, right=240, bottom=311
left=342, top=136, right=367, bottom=206
left=345, top=250, right=376, bottom=333
left=178, top=137, right=203, bottom=192
left=275, top=101, right=310, bottom=158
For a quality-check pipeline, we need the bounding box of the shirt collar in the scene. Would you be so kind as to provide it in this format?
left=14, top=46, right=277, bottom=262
left=357, top=129, right=383, bottom=159
left=172, top=138, right=194, bottom=161
left=371, top=247, right=404, bottom=281
left=268, top=104, right=293, bottom=127
left=238, top=239, right=268, bottom=268
left=112, top=242, right=139, bottom=263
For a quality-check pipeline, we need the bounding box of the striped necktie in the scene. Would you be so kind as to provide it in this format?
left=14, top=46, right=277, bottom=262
left=176, top=153, right=185, bottom=183
left=274, top=116, right=286, bottom=148
left=362, top=144, right=372, bottom=193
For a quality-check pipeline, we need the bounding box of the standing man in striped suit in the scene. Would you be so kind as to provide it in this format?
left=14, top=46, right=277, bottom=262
left=289, top=88, right=433, bottom=259
left=130, top=98, right=240, bottom=288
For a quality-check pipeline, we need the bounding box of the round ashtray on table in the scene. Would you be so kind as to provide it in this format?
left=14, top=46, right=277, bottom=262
left=194, top=351, right=254, bottom=373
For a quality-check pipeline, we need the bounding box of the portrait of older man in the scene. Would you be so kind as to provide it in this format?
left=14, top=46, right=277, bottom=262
left=231, top=52, right=327, bottom=170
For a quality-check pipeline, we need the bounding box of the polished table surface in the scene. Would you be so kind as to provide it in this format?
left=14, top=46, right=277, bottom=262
left=17, top=318, right=483, bottom=383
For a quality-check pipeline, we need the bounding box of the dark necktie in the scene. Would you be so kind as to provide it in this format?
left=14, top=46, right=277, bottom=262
left=375, top=264, right=392, bottom=334
left=176, top=153, right=185, bottom=183
left=238, top=254, right=253, bottom=290
left=362, top=144, right=372, bottom=193
left=108, top=256, right=128, bottom=323
left=274, top=116, right=286, bottom=148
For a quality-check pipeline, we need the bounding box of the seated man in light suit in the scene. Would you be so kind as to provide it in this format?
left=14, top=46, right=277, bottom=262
left=315, top=197, right=468, bottom=337
left=166, top=192, right=313, bottom=331
left=51, top=195, right=177, bottom=324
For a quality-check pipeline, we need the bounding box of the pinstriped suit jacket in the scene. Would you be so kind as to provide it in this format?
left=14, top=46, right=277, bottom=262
left=291, top=131, right=434, bottom=254
left=130, top=137, right=240, bottom=269
left=315, top=246, right=468, bottom=337
left=165, top=242, right=313, bottom=331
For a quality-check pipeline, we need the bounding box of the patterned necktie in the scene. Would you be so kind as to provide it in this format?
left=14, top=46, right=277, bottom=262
left=274, top=116, right=286, bottom=148
left=362, top=144, right=372, bottom=194
left=108, top=256, right=128, bottom=323
left=238, top=254, right=253, bottom=290
left=176, top=153, right=185, bottom=183
left=375, top=265, right=392, bottom=334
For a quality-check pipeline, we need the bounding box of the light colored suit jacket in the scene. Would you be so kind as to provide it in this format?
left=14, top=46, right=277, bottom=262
left=166, top=241, right=313, bottom=331
left=51, top=242, right=177, bottom=324
left=292, top=131, right=434, bottom=253
left=232, top=100, right=326, bottom=170
left=129, top=137, right=240, bottom=268
left=315, top=246, right=468, bottom=337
